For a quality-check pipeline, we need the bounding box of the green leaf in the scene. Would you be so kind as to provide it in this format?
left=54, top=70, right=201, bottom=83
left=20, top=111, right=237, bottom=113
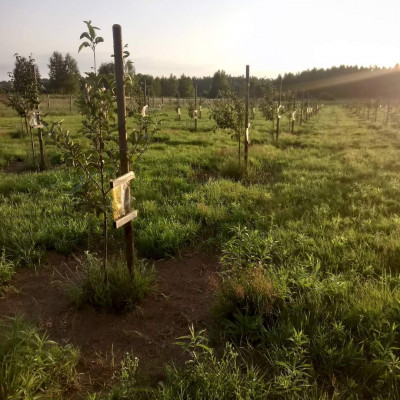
left=88, top=24, right=95, bottom=40
left=95, top=37, right=104, bottom=45
left=78, top=42, right=90, bottom=52
left=80, top=32, right=91, bottom=40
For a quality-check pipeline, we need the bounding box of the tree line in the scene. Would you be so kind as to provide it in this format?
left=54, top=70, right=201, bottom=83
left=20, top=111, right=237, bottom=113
left=1, top=52, right=400, bottom=100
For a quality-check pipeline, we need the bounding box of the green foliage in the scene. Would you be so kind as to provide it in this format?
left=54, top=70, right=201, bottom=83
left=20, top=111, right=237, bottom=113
left=0, top=249, right=14, bottom=293
left=0, top=170, right=91, bottom=268
left=67, top=252, right=155, bottom=312
left=79, top=20, right=104, bottom=75
left=161, top=74, right=179, bottom=97
left=136, top=217, right=199, bottom=258
left=0, top=317, right=79, bottom=400
left=221, top=225, right=278, bottom=268
left=161, top=327, right=268, bottom=399
left=210, top=90, right=245, bottom=140
left=209, top=70, right=229, bottom=99
left=178, top=74, right=195, bottom=98
left=213, top=268, right=283, bottom=343
left=187, top=99, right=194, bottom=119
left=2, top=54, right=40, bottom=119
left=4, top=97, right=400, bottom=398
left=48, top=75, right=117, bottom=218
left=48, top=51, right=80, bottom=94
left=46, top=70, right=161, bottom=270
left=215, top=225, right=400, bottom=397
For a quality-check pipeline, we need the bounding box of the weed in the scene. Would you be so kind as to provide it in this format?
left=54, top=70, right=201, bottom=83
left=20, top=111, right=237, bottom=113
left=67, top=252, right=155, bottom=312
left=0, top=316, right=79, bottom=399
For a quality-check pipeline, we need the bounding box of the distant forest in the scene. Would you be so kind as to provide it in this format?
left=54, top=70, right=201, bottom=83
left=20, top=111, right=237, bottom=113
left=1, top=64, right=400, bottom=100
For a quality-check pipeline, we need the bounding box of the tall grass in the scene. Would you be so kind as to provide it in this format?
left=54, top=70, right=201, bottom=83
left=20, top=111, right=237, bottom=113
left=67, top=252, right=155, bottom=312
left=2, top=103, right=400, bottom=397
left=0, top=317, right=79, bottom=399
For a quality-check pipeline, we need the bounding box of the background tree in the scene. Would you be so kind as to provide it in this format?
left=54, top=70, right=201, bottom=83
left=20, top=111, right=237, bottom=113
left=151, top=77, right=162, bottom=98
left=3, top=54, right=40, bottom=139
left=178, top=74, right=195, bottom=98
left=209, top=70, right=229, bottom=98
left=98, top=62, right=115, bottom=76
left=161, top=74, right=178, bottom=97
left=64, top=54, right=80, bottom=94
left=48, top=52, right=80, bottom=94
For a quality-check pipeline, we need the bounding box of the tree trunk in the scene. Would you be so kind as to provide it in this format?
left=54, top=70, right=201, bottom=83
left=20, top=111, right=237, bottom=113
left=103, top=211, right=108, bottom=276
left=38, top=128, right=45, bottom=170
left=28, top=120, right=36, bottom=164
left=276, top=117, right=280, bottom=143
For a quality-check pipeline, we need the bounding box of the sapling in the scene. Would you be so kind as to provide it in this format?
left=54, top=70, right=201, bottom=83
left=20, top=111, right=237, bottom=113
left=2, top=54, right=40, bottom=162
left=45, top=24, right=160, bottom=277
left=47, top=75, right=160, bottom=275
left=188, top=99, right=195, bottom=119
left=210, top=89, right=245, bottom=166
left=78, top=20, right=104, bottom=75
left=175, top=98, right=181, bottom=120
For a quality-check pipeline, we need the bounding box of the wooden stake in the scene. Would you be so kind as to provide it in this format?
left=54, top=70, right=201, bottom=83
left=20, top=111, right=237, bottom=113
left=113, top=24, right=135, bottom=276
left=32, top=65, right=45, bottom=170
left=244, top=65, right=250, bottom=169
left=69, top=95, right=72, bottom=111
left=276, top=75, right=282, bottom=143
left=291, top=89, right=296, bottom=134
left=386, top=97, right=391, bottom=127
left=194, top=82, right=197, bottom=132
left=300, top=91, right=304, bottom=125
left=144, top=78, right=147, bottom=105
left=29, top=126, right=36, bottom=165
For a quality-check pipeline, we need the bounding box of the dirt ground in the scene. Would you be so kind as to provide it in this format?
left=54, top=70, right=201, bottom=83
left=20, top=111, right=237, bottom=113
left=0, top=251, right=220, bottom=393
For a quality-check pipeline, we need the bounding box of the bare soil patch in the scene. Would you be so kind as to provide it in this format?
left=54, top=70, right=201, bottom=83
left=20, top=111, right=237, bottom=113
left=0, top=251, right=219, bottom=393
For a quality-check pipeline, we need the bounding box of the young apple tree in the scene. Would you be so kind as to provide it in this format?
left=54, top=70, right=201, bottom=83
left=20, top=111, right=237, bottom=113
left=210, top=89, right=245, bottom=166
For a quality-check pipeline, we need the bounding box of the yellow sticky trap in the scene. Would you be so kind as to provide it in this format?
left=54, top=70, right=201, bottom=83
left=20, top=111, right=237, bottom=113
left=111, top=182, right=130, bottom=221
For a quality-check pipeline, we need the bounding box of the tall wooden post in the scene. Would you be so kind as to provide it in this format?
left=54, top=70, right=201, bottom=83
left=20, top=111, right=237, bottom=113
left=113, top=24, right=135, bottom=276
left=306, top=91, right=309, bottom=122
left=144, top=78, right=147, bottom=106
left=32, top=65, right=45, bottom=170
left=244, top=65, right=250, bottom=169
left=276, top=75, right=282, bottom=143
left=291, top=89, right=296, bottom=134
left=386, top=97, right=391, bottom=127
left=300, top=91, right=304, bottom=125
left=194, top=82, right=198, bottom=132
left=199, top=97, right=202, bottom=118
left=69, top=95, right=72, bottom=111
left=47, top=94, right=50, bottom=109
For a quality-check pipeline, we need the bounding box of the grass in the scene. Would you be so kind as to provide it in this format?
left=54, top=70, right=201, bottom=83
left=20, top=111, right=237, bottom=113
left=2, top=99, right=400, bottom=397
left=0, top=316, right=79, bottom=400
left=67, top=252, right=155, bottom=312
left=0, top=250, right=14, bottom=294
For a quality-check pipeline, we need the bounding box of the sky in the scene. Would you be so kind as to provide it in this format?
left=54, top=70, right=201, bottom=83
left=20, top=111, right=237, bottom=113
left=0, top=0, right=399, bottom=81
